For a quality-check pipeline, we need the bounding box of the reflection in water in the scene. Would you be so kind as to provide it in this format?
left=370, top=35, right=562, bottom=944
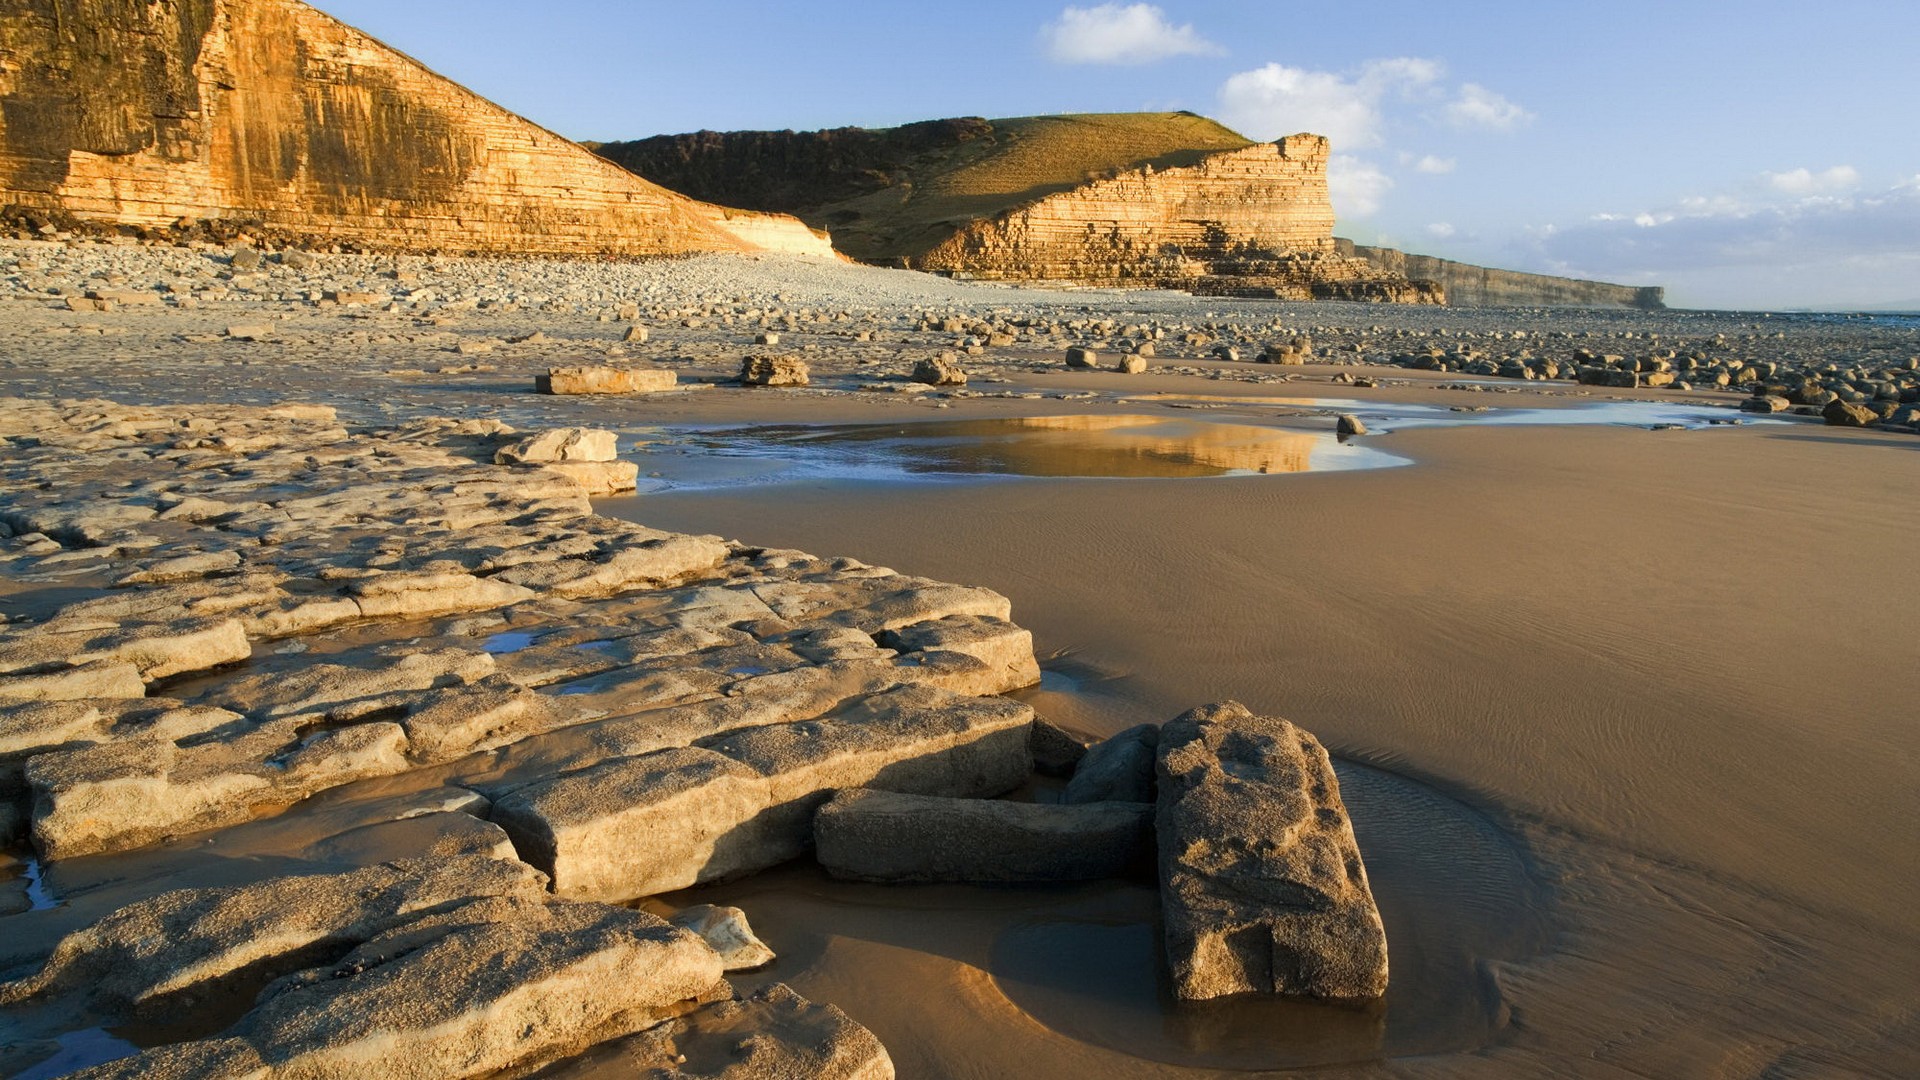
left=637, top=415, right=1404, bottom=491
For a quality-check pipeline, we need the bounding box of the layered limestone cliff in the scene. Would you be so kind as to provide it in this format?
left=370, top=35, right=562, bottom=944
left=1339, top=241, right=1665, bottom=309
left=604, top=117, right=1429, bottom=302
left=915, top=137, right=1435, bottom=301
left=0, top=0, right=831, bottom=257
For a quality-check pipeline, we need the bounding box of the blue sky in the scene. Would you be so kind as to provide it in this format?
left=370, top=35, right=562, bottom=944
left=310, top=1, right=1920, bottom=310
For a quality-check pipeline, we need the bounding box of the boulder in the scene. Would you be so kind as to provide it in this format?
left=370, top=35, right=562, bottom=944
left=1336, top=414, right=1369, bottom=436
left=911, top=355, right=968, bottom=386
left=537, top=366, right=677, bottom=395
left=1063, top=723, right=1158, bottom=804
left=1823, top=399, right=1879, bottom=427
left=1740, top=395, right=1791, bottom=414
left=814, top=789, right=1152, bottom=883
left=739, top=354, right=810, bottom=386
left=1156, top=701, right=1387, bottom=1001
left=1065, top=347, right=1099, bottom=369
left=1115, top=354, right=1148, bottom=374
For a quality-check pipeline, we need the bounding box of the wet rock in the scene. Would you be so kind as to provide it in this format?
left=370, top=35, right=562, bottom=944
left=1741, top=394, right=1791, bottom=413
left=667, top=904, right=776, bottom=971
left=538, top=366, right=678, bottom=395
left=1065, top=346, right=1099, bottom=369
left=814, top=789, right=1152, bottom=883
left=1337, top=413, right=1368, bottom=436
left=739, top=354, right=810, bottom=386
left=1156, top=701, right=1387, bottom=1001
left=1064, top=722, right=1159, bottom=804
left=544, top=983, right=894, bottom=1080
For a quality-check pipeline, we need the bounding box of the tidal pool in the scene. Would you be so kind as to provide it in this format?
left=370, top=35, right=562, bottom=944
left=624, top=414, right=1406, bottom=492
left=616, top=403, right=1775, bottom=494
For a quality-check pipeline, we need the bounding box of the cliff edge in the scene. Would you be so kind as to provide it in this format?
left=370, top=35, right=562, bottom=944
left=0, top=0, right=830, bottom=257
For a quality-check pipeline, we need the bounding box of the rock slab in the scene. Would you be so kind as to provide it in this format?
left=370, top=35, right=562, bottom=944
left=1155, top=701, right=1388, bottom=1001
left=814, top=789, right=1153, bottom=883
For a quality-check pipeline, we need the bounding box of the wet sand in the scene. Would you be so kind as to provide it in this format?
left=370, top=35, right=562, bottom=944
left=618, top=401, right=1920, bottom=1077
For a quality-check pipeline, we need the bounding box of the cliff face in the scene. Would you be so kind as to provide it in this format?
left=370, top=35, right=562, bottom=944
left=916, top=136, right=1433, bottom=301
left=1340, top=241, right=1665, bottom=309
left=597, top=112, right=1259, bottom=264
left=0, top=0, right=830, bottom=256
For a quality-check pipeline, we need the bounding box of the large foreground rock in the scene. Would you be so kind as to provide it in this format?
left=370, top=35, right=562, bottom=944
left=814, top=789, right=1153, bottom=882
left=1155, top=701, right=1387, bottom=1001
left=493, top=684, right=1034, bottom=900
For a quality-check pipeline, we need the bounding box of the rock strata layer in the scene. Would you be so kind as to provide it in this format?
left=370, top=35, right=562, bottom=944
left=1156, top=701, right=1389, bottom=1001
left=0, top=0, right=830, bottom=257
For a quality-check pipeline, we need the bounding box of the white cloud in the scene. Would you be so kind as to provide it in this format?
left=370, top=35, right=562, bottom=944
left=1216, top=57, right=1443, bottom=149
left=1041, top=4, right=1222, bottom=65
left=1329, top=154, right=1392, bottom=218
left=1217, top=58, right=1525, bottom=223
left=1764, top=165, right=1860, bottom=196
left=1426, top=222, right=1456, bottom=239
left=1445, top=83, right=1532, bottom=130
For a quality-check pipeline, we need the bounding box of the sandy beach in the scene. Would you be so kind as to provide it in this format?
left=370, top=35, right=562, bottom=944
left=1, top=243, right=1915, bottom=1078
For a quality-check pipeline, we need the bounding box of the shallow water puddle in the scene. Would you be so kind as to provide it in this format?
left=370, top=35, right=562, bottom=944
left=627, top=414, right=1406, bottom=491
left=23, top=856, right=58, bottom=911
left=11, top=1029, right=141, bottom=1079
left=621, top=403, right=1775, bottom=493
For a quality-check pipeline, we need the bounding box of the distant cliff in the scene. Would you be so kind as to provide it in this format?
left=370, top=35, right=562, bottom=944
left=1338, top=241, right=1665, bottom=309
left=602, top=115, right=1429, bottom=301
left=0, top=0, right=829, bottom=256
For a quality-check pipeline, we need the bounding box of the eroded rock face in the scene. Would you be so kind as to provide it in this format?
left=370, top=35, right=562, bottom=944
left=1155, top=701, right=1388, bottom=1001
left=0, top=0, right=826, bottom=257
left=814, top=788, right=1152, bottom=883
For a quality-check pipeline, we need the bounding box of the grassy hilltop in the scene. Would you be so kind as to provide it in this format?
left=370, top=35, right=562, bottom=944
left=591, top=112, right=1255, bottom=263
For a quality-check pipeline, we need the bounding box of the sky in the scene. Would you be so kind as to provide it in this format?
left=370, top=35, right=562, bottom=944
left=308, top=0, right=1920, bottom=311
